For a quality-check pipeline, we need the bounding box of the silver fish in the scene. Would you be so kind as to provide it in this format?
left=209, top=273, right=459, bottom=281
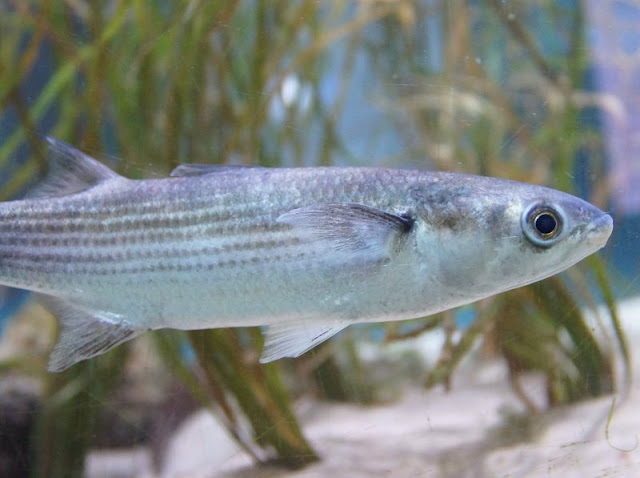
left=0, top=138, right=612, bottom=372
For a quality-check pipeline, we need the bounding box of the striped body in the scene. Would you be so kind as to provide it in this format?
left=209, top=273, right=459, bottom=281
left=0, top=139, right=613, bottom=371
left=0, top=168, right=434, bottom=328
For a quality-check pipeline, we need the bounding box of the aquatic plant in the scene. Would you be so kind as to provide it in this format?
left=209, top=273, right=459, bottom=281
left=0, top=1, right=627, bottom=476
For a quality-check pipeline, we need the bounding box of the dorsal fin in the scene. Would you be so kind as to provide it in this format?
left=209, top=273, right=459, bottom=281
left=27, top=137, right=121, bottom=199
left=170, top=163, right=264, bottom=177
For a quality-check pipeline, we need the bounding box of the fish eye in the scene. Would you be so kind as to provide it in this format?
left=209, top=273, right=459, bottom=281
left=534, top=211, right=558, bottom=237
left=522, top=204, right=564, bottom=247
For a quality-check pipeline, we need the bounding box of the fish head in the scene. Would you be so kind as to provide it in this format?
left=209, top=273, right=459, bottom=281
left=411, top=175, right=613, bottom=296
left=497, top=185, right=612, bottom=288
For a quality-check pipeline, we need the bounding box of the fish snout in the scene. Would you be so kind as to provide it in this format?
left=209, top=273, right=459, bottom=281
left=588, top=212, right=613, bottom=249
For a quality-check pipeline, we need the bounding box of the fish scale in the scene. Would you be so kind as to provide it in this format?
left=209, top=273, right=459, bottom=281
left=0, top=227, right=304, bottom=277
left=0, top=138, right=613, bottom=372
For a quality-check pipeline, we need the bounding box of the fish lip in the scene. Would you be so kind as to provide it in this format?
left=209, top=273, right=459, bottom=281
left=588, top=212, right=613, bottom=248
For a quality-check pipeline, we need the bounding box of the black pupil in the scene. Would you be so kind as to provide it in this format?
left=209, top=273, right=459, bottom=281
left=535, top=213, right=557, bottom=235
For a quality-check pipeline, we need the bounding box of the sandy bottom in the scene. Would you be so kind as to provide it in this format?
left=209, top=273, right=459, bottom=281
left=85, top=298, right=640, bottom=478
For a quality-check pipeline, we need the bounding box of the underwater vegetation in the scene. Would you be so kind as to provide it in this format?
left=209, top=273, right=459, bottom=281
left=0, top=1, right=628, bottom=477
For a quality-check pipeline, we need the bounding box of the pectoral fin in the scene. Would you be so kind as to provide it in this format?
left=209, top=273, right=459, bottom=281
left=260, top=321, right=349, bottom=363
left=41, top=297, right=144, bottom=372
left=277, top=203, right=413, bottom=263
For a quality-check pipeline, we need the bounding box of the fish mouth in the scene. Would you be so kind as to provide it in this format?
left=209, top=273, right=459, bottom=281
left=588, top=212, right=613, bottom=249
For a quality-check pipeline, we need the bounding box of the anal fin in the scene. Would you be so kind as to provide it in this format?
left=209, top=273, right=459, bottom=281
left=41, top=297, right=144, bottom=372
left=259, top=320, right=349, bottom=363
